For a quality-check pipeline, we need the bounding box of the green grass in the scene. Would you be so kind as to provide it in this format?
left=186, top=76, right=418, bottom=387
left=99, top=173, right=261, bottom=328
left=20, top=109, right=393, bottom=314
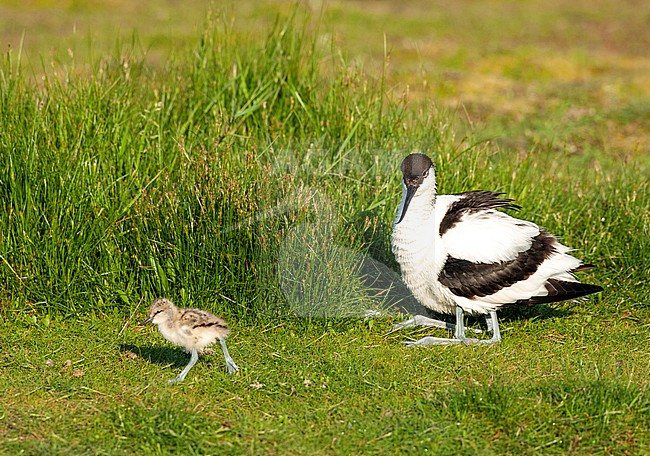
left=1, top=1, right=649, bottom=454
left=2, top=312, right=648, bottom=454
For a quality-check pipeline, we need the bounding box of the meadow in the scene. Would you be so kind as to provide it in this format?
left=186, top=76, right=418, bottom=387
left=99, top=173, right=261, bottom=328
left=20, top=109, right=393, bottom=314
left=1, top=1, right=648, bottom=454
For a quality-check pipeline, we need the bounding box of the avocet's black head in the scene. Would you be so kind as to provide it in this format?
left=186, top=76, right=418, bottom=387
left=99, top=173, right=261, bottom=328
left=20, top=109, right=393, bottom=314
left=396, top=153, right=434, bottom=224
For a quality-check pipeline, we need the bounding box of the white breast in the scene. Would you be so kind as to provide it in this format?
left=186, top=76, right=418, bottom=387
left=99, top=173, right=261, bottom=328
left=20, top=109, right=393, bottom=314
left=158, top=321, right=221, bottom=352
left=392, top=196, right=456, bottom=314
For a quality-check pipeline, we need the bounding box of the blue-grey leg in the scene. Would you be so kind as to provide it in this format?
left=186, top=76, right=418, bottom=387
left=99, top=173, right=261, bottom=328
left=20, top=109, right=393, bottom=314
left=456, top=307, right=502, bottom=345
left=455, top=306, right=467, bottom=340
left=404, top=307, right=500, bottom=346
left=394, top=314, right=455, bottom=331
left=484, top=311, right=501, bottom=343
left=454, top=306, right=481, bottom=344
left=394, top=314, right=483, bottom=333
left=219, top=338, right=239, bottom=374
left=169, top=348, right=199, bottom=384
left=403, top=306, right=466, bottom=346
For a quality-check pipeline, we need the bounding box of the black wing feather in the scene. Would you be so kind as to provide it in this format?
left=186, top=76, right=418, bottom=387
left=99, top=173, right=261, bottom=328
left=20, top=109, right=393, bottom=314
left=439, top=191, right=521, bottom=237
left=505, top=278, right=603, bottom=307
left=436, top=191, right=603, bottom=306
left=438, top=232, right=557, bottom=298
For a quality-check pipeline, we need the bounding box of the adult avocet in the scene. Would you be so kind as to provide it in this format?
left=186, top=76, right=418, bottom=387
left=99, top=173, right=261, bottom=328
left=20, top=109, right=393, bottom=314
left=391, top=153, right=602, bottom=345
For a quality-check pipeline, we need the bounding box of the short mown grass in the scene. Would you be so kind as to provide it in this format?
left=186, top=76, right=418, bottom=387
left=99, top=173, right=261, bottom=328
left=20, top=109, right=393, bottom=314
left=1, top=2, right=649, bottom=454
left=2, top=311, right=648, bottom=454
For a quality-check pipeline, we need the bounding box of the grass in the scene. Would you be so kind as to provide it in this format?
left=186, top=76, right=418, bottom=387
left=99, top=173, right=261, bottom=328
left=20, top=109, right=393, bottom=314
left=2, top=312, right=648, bottom=454
left=1, top=1, right=649, bottom=454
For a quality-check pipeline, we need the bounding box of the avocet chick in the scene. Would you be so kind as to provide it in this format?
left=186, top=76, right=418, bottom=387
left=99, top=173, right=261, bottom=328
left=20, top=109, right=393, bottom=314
left=140, top=298, right=239, bottom=384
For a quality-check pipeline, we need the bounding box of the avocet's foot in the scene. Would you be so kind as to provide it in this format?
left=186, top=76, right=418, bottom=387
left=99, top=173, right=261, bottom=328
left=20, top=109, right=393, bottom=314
left=393, top=314, right=482, bottom=333
left=167, top=376, right=184, bottom=384
left=220, top=339, right=239, bottom=375
left=403, top=336, right=465, bottom=346
left=403, top=334, right=501, bottom=347
left=225, top=359, right=239, bottom=374
left=394, top=315, right=452, bottom=330
left=402, top=309, right=501, bottom=346
left=457, top=335, right=501, bottom=345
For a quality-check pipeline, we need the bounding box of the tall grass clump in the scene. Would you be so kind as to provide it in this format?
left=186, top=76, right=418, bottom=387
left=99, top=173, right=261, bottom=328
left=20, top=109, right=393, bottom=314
left=0, top=11, right=450, bottom=320
left=2, top=8, right=646, bottom=324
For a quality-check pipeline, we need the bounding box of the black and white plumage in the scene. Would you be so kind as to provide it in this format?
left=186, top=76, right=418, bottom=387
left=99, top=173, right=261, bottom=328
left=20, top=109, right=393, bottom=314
left=140, top=298, right=239, bottom=383
left=391, top=153, right=603, bottom=345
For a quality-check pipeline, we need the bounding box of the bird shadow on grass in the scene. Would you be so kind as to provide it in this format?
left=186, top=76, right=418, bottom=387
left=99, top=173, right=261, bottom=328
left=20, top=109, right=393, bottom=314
left=397, top=305, right=573, bottom=332
left=499, top=304, right=572, bottom=323
left=119, top=343, right=188, bottom=368
left=461, top=304, right=573, bottom=331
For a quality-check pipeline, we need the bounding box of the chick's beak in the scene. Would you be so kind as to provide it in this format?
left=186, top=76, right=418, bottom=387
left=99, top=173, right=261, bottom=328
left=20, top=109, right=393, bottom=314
left=139, top=316, right=153, bottom=326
